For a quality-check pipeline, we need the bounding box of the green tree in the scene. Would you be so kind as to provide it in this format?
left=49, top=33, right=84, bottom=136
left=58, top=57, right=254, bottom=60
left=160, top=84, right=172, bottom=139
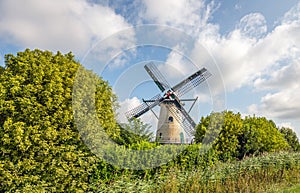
left=115, top=119, right=154, bottom=146
left=0, top=66, right=4, bottom=74
left=279, top=127, right=300, bottom=152
left=195, top=111, right=289, bottom=160
left=0, top=49, right=119, bottom=192
left=212, top=111, right=243, bottom=160
left=238, top=116, right=289, bottom=158
left=195, top=111, right=243, bottom=161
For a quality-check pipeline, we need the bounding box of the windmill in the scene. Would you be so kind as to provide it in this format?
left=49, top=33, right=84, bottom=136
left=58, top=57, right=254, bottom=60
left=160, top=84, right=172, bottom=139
left=125, top=62, right=211, bottom=144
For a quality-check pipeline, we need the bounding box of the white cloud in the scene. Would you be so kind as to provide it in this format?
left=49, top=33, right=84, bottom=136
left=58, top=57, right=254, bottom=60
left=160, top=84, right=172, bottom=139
left=193, top=9, right=300, bottom=94
left=0, top=0, right=133, bottom=56
left=249, top=90, right=300, bottom=120
left=159, top=44, right=197, bottom=80
left=140, top=0, right=218, bottom=36
left=249, top=59, right=300, bottom=120
left=196, top=27, right=257, bottom=92
left=238, top=13, right=267, bottom=39
left=278, top=122, right=294, bottom=129
left=245, top=3, right=300, bottom=121
left=282, top=1, right=300, bottom=25
left=117, top=97, right=141, bottom=123
left=117, top=97, right=158, bottom=135
left=254, top=58, right=300, bottom=91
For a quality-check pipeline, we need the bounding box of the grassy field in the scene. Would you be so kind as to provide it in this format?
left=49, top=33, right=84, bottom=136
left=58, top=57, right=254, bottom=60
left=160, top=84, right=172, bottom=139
left=274, top=184, right=300, bottom=193
left=92, top=152, right=300, bottom=193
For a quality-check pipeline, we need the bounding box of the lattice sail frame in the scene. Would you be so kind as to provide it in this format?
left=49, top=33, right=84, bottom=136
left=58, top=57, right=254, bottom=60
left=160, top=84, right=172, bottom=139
left=125, top=62, right=212, bottom=139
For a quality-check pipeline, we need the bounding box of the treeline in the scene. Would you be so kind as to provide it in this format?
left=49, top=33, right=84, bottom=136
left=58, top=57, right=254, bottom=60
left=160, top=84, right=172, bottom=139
left=0, top=49, right=299, bottom=192
left=194, top=111, right=300, bottom=160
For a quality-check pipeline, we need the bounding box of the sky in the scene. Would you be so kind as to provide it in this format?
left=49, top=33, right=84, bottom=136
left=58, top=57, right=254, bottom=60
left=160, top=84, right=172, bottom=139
left=0, top=0, right=300, bottom=138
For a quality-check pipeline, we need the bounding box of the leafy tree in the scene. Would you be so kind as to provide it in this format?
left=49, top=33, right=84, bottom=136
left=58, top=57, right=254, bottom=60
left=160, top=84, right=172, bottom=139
left=195, top=111, right=289, bottom=160
left=212, top=111, right=243, bottom=160
left=124, top=118, right=154, bottom=142
left=115, top=119, right=154, bottom=145
left=195, top=111, right=243, bottom=161
left=194, top=112, right=224, bottom=144
left=279, top=127, right=300, bottom=152
left=0, top=49, right=119, bottom=192
left=0, top=66, right=4, bottom=74
left=238, top=116, right=289, bottom=158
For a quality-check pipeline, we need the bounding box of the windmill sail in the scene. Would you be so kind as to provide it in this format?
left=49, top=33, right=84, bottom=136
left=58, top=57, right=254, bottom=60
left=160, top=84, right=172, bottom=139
left=144, top=62, right=171, bottom=92
left=125, top=94, right=162, bottom=120
left=125, top=62, right=212, bottom=144
left=172, top=68, right=211, bottom=97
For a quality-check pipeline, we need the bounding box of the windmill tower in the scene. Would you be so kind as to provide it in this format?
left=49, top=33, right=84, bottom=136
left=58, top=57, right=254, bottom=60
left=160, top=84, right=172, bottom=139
left=125, top=62, right=211, bottom=144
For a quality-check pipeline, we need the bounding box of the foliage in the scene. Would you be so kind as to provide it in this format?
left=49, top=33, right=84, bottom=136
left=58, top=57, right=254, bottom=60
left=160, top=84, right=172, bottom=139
left=195, top=111, right=243, bottom=161
left=239, top=116, right=289, bottom=158
left=125, top=119, right=154, bottom=142
left=90, top=143, right=218, bottom=186
left=213, top=111, right=243, bottom=160
left=93, top=152, right=300, bottom=193
left=115, top=119, right=154, bottom=145
left=280, top=127, right=300, bottom=152
left=0, top=49, right=119, bottom=192
left=0, top=49, right=298, bottom=192
left=0, top=66, right=4, bottom=74
left=195, top=111, right=289, bottom=160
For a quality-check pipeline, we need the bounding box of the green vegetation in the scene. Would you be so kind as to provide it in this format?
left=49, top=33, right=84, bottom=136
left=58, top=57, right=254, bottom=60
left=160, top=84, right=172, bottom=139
left=0, top=49, right=299, bottom=192
left=0, top=49, right=118, bottom=192
left=276, top=184, right=300, bottom=193
left=116, top=118, right=154, bottom=145
left=280, top=127, right=300, bottom=152
left=92, top=152, right=300, bottom=193
left=195, top=111, right=290, bottom=161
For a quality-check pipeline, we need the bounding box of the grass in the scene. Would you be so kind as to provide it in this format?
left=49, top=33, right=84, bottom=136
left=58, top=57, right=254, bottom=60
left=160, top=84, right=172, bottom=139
left=92, top=152, right=300, bottom=193
left=273, top=184, right=300, bottom=193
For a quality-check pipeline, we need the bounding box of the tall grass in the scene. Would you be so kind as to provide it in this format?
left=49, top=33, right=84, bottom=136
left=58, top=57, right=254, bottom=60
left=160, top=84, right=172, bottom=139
left=92, top=152, right=300, bottom=193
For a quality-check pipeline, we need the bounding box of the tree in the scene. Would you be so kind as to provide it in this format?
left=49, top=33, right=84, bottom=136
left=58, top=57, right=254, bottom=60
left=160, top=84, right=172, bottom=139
left=0, top=66, right=4, bottom=74
left=238, top=116, right=289, bottom=158
left=0, top=49, right=119, bottom=192
left=195, top=111, right=243, bottom=161
left=279, top=127, right=300, bottom=152
left=116, top=119, right=154, bottom=145
left=195, top=111, right=289, bottom=160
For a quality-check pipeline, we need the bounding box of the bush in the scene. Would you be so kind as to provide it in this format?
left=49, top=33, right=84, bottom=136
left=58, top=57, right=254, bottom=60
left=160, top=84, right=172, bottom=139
left=279, top=127, right=300, bottom=152
left=0, top=49, right=119, bottom=192
left=195, top=111, right=289, bottom=160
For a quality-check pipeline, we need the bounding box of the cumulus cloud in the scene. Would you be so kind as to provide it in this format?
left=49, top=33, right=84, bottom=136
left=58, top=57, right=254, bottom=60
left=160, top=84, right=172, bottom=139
left=177, top=2, right=300, bottom=124
left=248, top=88, right=300, bottom=120
left=249, top=56, right=300, bottom=120
left=254, top=58, right=300, bottom=91
left=192, top=13, right=269, bottom=92
left=238, top=13, right=267, bottom=39
left=117, top=97, right=141, bottom=123
left=158, top=44, right=197, bottom=80
left=282, top=1, right=300, bottom=24
left=245, top=3, right=300, bottom=121
left=117, top=97, right=158, bottom=135
left=0, top=0, right=134, bottom=57
left=140, top=0, right=218, bottom=35
left=193, top=8, right=300, bottom=94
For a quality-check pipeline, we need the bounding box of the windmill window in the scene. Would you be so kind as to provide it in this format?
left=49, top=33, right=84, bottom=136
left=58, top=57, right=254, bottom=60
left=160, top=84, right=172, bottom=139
left=168, top=116, right=173, bottom=122
left=159, top=133, right=162, bottom=139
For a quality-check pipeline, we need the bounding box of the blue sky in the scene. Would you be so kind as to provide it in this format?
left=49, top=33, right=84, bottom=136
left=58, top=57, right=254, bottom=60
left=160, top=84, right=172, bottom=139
left=0, top=0, right=300, bottom=138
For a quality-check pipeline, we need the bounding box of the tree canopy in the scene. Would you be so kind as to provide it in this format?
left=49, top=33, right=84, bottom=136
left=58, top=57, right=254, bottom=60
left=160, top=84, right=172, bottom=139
left=0, top=49, right=119, bottom=192
left=279, top=127, right=300, bottom=152
left=195, top=111, right=291, bottom=160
